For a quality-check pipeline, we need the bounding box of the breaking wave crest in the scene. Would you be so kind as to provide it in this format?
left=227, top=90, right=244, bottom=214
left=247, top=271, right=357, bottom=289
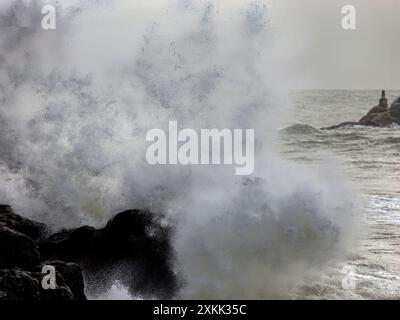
left=0, top=0, right=361, bottom=298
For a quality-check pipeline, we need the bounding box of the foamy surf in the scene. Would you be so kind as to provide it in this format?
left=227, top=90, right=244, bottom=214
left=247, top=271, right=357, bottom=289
left=0, top=1, right=362, bottom=299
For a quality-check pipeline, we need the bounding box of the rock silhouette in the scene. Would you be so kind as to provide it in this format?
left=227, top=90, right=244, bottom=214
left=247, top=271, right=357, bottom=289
left=0, top=205, right=85, bottom=300
left=323, top=91, right=400, bottom=129
left=0, top=205, right=176, bottom=300
left=41, top=209, right=177, bottom=299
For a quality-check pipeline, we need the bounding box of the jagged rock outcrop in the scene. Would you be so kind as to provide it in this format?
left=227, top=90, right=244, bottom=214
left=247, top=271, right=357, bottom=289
left=323, top=91, right=400, bottom=129
left=389, top=96, right=400, bottom=119
left=0, top=205, right=177, bottom=300
left=358, top=90, right=395, bottom=127
left=0, top=226, right=41, bottom=269
left=0, top=261, right=84, bottom=300
left=359, top=111, right=394, bottom=127
left=0, top=205, right=86, bottom=300
left=321, top=121, right=359, bottom=130
left=41, top=261, right=86, bottom=300
left=0, top=205, right=47, bottom=241
left=41, top=209, right=177, bottom=298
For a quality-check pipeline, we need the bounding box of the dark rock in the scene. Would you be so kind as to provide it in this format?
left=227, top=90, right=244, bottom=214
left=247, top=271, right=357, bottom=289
left=359, top=111, right=394, bottom=127
left=0, top=204, right=176, bottom=299
left=357, top=90, right=396, bottom=127
left=43, top=261, right=86, bottom=300
left=365, top=105, right=387, bottom=117
left=0, top=205, right=86, bottom=300
left=41, top=209, right=177, bottom=298
left=0, top=205, right=47, bottom=241
left=389, top=98, right=400, bottom=123
left=321, top=121, right=359, bottom=130
left=41, top=226, right=97, bottom=260
left=0, top=264, right=85, bottom=300
left=105, top=209, right=155, bottom=238
left=0, top=226, right=41, bottom=268
left=323, top=91, right=400, bottom=129
left=0, top=269, right=41, bottom=300
left=39, top=283, right=74, bottom=300
left=0, top=289, right=16, bottom=300
left=37, top=265, right=75, bottom=301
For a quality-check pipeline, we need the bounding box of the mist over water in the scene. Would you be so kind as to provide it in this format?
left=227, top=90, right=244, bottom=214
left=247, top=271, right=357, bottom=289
left=282, top=90, right=400, bottom=299
left=0, top=0, right=361, bottom=298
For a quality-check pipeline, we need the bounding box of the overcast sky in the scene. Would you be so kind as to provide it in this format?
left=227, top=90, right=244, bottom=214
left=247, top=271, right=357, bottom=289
left=2, top=0, right=398, bottom=90
left=269, top=0, right=400, bottom=89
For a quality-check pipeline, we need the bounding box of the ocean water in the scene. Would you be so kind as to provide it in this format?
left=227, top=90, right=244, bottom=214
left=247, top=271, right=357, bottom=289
left=281, top=90, right=400, bottom=299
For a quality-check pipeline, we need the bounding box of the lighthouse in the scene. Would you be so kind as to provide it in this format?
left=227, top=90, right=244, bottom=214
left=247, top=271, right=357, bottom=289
left=379, top=90, right=388, bottom=109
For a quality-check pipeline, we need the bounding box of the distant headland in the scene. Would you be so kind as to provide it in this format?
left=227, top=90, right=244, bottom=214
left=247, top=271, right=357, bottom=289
left=322, top=90, right=400, bottom=129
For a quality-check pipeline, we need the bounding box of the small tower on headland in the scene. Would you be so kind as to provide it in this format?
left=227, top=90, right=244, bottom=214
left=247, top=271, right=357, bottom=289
left=379, top=90, right=388, bottom=109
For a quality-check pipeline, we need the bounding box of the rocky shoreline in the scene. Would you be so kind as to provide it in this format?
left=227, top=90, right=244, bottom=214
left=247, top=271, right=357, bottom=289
left=0, top=205, right=176, bottom=300
left=322, top=91, right=400, bottom=129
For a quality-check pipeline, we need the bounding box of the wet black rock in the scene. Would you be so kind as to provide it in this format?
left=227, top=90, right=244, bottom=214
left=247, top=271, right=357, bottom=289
left=0, top=205, right=47, bottom=241
left=41, top=209, right=177, bottom=299
left=323, top=91, right=400, bottom=129
left=0, top=205, right=86, bottom=300
left=0, top=205, right=176, bottom=299
left=0, top=262, right=85, bottom=300
left=389, top=96, right=400, bottom=120
left=0, top=290, right=15, bottom=299
left=0, top=226, right=41, bottom=269
left=41, top=261, right=86, bottom=300
left=359, top=112, right=395, bottom=127
left=320, top=121, right=359, bottom=130
left=0, top=268, right=41, bottom=300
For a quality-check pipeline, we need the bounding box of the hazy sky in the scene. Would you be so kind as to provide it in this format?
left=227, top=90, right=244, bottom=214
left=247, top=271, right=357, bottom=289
left=269, top=0, right=400, bottom=89
left=1, top=0, right=399, bottom=90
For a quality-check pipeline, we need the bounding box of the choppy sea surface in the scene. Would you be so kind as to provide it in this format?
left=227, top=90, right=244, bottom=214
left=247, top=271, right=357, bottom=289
left=281, top=90, right=400, bottom=299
